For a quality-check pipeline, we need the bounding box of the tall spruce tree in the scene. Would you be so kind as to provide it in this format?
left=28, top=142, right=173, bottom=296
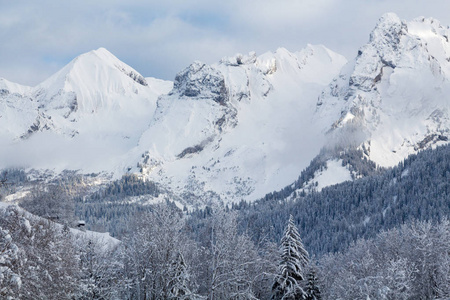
left=272, top=215, right=309, bottom=300
left=304, top=266, right=321, bottom=300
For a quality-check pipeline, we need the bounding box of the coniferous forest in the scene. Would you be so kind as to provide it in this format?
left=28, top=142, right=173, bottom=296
left=0, top=144, right=449, bottom=299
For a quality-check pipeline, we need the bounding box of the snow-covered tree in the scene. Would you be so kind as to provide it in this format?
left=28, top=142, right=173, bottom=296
left=406, top=220, right=450, bottom=299
left=304, top=265, right=321, bottom=300
left=168, top=252, right=196, bottom=299
left=204, top=209, right=261, bottom=300
left=75, top=237, right=123, bottom=300
left=0, top=226, right=21, bottom=299
left=122, top=204, right=198, bottom=299
left=0, top=205, right=80, bottom=299
left=272, top=215, right=309, bottom=300
left=318, top=219, right=450, bottom=300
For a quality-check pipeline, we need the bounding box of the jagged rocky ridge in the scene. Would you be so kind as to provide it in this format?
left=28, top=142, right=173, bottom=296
left=317, top=13, right=450, bottom=167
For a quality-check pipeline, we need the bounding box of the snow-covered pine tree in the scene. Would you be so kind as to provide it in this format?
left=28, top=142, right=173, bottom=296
left=304, top=266, right=321, bottom=300
left=272, top=215, right=309, bottom=300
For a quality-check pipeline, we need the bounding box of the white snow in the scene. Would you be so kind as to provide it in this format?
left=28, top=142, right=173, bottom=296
left=4, top=190, right=31, bottom=203
left=313, top=159, right=353, bottom=191
left=0, top=78, right=32, bottom=95
left=401, top=169, right=409, bottom=178
left=72, top=229, right=120, bottom=252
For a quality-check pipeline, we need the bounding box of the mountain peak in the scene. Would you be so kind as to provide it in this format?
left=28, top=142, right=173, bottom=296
left=375, top=12, right=402, bottom=27
left=91, top=47, right=116, bottom=59
left=317, top=13, right=450, bottom=167
left=33, top=48, right=152, bottom=116
left=75, top=47, right=116, bottom=64
left=367, top=13, right=406, bottom=62
left=71, top=48, right=148, bottom=87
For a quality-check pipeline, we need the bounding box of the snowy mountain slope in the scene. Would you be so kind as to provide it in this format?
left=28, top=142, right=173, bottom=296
left=0, top=78, right=32, bottom=95
left=0, top=202, right=119, bottom=251
left=0, top=48, right=173, bottom=172
left=130, top=45, right=347, bottom=204
left=31, top=48, right=163, bottom=136
left=145, top=77, right=174, bottom=96
left=303, top=159, right=353, bottom=192
left=317, top=13, right=450, bottom=167
left=0, top=80, right=38, bottom=140
left=34, top=48, right=151, bottom=117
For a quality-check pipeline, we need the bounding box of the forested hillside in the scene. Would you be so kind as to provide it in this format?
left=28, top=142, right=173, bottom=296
left=232, top=144, right=450, bottom=255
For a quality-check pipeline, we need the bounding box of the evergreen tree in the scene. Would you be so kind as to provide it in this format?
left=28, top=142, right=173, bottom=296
left=272, top=215, right=309, bottom=300
left=304, top=266, right=321, bottom=300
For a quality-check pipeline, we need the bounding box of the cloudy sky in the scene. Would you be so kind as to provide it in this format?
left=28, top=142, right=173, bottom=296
left=1, top=0, right=450, bottom=86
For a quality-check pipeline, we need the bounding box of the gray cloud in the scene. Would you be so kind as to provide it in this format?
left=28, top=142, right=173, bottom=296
left=1, top=0, right=450, bottom=86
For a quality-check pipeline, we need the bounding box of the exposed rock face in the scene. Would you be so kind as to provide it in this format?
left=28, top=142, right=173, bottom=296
left=317, top=13, right=450, bottom=166
left=172, top=61, right=228, bottom=105
left=115, top=65, right=148, bottom=86
left=20, top=112, right=55, bottom=140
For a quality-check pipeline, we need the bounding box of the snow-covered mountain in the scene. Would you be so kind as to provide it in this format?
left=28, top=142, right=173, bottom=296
left=318, top=13, right=450, bottom=167
left=128, top=45, right=347, bottom=204
left=2, top=13, right=450, bottom=205
left=0, top=48, right=172, bottom=171
left=1, top=45, right=347, bottom=204
left=31, top=47, right=171, bottom=140
left=0, top=79, right=35, bottom=140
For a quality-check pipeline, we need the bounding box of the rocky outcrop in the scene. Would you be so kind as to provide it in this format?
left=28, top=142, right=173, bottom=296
left=317, top=13, right=450, bottom=166
left=172, top=61, right=228, bottom=105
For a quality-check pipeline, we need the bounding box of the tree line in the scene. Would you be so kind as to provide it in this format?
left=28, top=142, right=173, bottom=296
left=2, top=202, right=448, bottom=299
